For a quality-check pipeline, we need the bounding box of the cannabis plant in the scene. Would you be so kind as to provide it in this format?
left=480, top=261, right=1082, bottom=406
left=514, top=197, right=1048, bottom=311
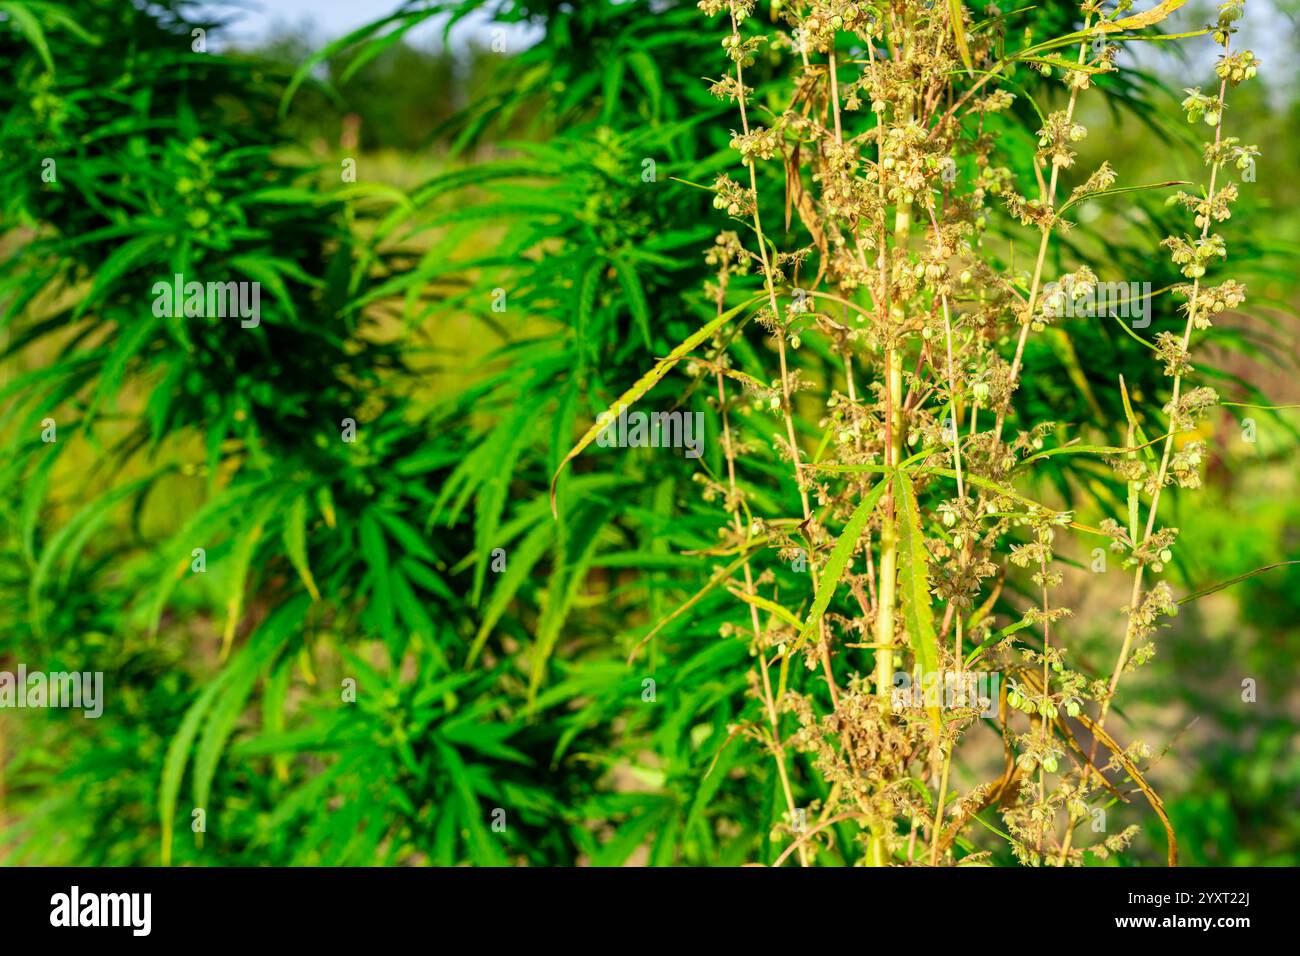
left=0, top=0, right=604, bottom=866
left=3, top=0, right=1290, bottom=868
left=546, top=0, right=1263, bottom=865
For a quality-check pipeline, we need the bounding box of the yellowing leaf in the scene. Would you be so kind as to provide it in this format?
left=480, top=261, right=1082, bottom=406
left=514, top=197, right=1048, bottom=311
left=1100, top=0, right=1188, bottom=32
left=317, top=486, right=336, bottom=529
left=550, top=294, right=762, bottom=515
left=283, top=493, right=320, bottom=601
left=728, top=586, right=804, bottom=631
left=950, top=0, right=973, bottom=71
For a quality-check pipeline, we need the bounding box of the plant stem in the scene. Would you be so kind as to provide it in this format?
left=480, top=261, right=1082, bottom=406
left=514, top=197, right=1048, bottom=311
left=993, top=16, right=1094, bottom=447
left=716, top=343, right=808, bottom=866
left=875, top=345, right=903, bottom=697
left=730, top=14, right=842, bottom=708
left=1059, top=40, right=1233, bottom=868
